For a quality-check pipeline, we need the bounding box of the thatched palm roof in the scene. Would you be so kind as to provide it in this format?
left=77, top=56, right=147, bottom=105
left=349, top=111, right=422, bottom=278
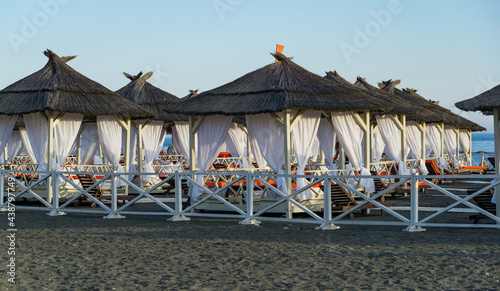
left=164, top=53, right=393, bottom=116
left=400, top=87, right=463, bottom=125
left=376, top=80, right=450, bottom=124
left=116, top=71, right=187, bottom=121
left=455, top=83, right=500, bottom=113
left=324, top=72, right=420, bottom=115
left=0, top=50, right=154, bottom=119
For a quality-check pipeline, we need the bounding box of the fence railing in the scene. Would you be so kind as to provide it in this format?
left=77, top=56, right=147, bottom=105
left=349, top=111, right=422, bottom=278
left=0, top=169, right=499, bottom=230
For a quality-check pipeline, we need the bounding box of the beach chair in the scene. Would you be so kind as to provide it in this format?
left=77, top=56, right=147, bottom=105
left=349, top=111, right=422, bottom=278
left=75, top=174, right=134, bottom=208
left=488, top=156, right=495, bottom=171
left=425, top=160, right=457, bottom=184
left=467, top=189, right=497, bottom=223
left=371, top=170, right=398, bottom=201
left=322, top=182, right=394, bottom=217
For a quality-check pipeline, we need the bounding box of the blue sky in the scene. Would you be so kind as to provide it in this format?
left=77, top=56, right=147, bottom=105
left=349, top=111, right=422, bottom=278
left=1, top=0, right=499, bottom=131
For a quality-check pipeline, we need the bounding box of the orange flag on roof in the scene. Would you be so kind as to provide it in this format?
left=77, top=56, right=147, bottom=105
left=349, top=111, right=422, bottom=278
left=275, top=44, right=284, bottom=62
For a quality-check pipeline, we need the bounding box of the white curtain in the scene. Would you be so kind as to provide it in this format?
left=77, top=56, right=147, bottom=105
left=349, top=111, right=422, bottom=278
left=376, top=115, right=410, bottom=175
left=443, top=125, right=459, bottom=169
left=97, top=116, right=127, bottom=187
left=291, top=111, right=321, bottom=201
left=247, top=113, right=286, bottom=193
left=192, top=115, right=232, bottom=199
left=24, top=113, right=48, bottom=177
left=309, top=137, right=321, bottom=163
left=0, top=115, right=17, bottom=162
left=247, top=124, right=267, bottom=169
left=19, top=128, right=37, bottom=164
left=53, top=113, right=83, bottom=167
left=53, top=113, right=83, bottom=185
left=426, top=124, right=448, bottom=170
left=122, top=126, right=137, bottom=177
left=331, top=112, right=374, bottom=193
left=372, top=126, right=385, bottom=165
left=221, top=135, right=237, bottom=157
left=316, top=118, right=337, bottom=171
left=406, top=121, right=429, bottom=175
left=6, top=131, right=23, bottom=162
left=142, top=120, right=163, bottom=184
left=154, top=128, right=168, bottom=161
left=172, top=121, right=193, bottom=159
left=227, top=123, right=250, bottom=169
left=459, top=131, right=471, bottom=165
left=80, top=123, right=99, bottom=165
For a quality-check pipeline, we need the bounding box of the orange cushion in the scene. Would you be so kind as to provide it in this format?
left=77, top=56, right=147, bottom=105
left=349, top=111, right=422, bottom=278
left=459, top=166, right=486, bottom=170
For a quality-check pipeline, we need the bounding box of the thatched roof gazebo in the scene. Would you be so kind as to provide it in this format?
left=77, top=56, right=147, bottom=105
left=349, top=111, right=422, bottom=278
left=166, top=53, right=393, bottom=116
left=455, top=84, right=500, bottom=113
left=116, top=71, right=187, bottom=186
left=0, top=50, right=155, bottom=214
left=455, top=83, right=500, bottom=211
left=0, top=50, right=154, bottom=119
left=164, top=52, right=393, bottom=223
left=324, top=72, right=422, bottom=174
left=116, top=71, right=186, bottom=122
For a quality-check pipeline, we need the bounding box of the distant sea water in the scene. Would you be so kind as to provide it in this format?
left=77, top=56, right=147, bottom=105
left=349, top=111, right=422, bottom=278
left=163, top=133, right=496, bottom=166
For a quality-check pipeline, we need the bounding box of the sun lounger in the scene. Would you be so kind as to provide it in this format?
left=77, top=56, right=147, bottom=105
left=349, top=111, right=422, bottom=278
left=75, top=174, right=135, bottom=208
left=467, top=189, right=497, bottom=223
left=425, top=160, right=457, bottom=184
left=321, top=182, right=394, bottom=217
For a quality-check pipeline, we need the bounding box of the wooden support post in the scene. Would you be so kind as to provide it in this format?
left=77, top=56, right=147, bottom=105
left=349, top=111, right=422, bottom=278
left=468, top=130, right=473, bottom=166
left=47, top=112, right=54, bottom=204
left=76, top=126, right=83, bottom=165
left=420, top=122, right=426, bottom=161
left=124, top=118, right=131, bottom=196
left=400, top=115, right=407, bottom=167
left=136, top=121, right=144, bottom=189
left=439, top=123, right=445, bottom=158
left=494, top=108, right=500, bottom=220
left=188, top=116, right=196, bottom=171
left=455, top=128, right=460, bottom=166
left=283, top=110, right=292, bottom=219
left=363, top=111, right=371, bottom=171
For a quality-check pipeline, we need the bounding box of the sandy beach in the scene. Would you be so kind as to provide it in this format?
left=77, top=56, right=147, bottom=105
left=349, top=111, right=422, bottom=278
left=1, top=206, right=499, bottom=290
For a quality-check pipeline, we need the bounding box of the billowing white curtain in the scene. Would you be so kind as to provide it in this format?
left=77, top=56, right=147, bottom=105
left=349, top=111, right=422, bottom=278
left=172, top=121, right=192, bottom=159
left=221, top=135, right=237, bottom=157
left=24, top=113, right=48, bottom=176
left=80, top=123, right=99, bottom=165
left=316, top=118, right=337, bottom=171
left=372, top=126, right=385, bottom=165
left=459, top=131, right=471, bottom=165
left=375, top=115, right=410, bottom=175
left=97, top=116, right=127, bottom=187
left=53, top=113, right=83, bottom=168
left=0, top=115, right=17, bottom=161
left=53, top=113, right=83, bottom=185
left=154, top=128, right=168, bottom=161
left=308, top=137, right=321, bottom=163
left=406, top=121, right=428, bottom=175
left=292, top=111, right=321, bottom=201
left=443, top=125, right=459, bottom=169
left=426, top=124, right=448, bottom=170
left=6, top=131, right=23, bottom=162
left=227, top=123, right=250, bottom=169
left=247, top=125, right=267, bottom=169
left=19, top=128, right=36, bottom=163
left=122, top=126, right=137, bottom=177
left=193, top=115, right=232, bottom=199
left=142, top=120, right=163, bottom=184
left=331, top=112, right=374, bottom=193
left=247, top=113, right=286, bottom=193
